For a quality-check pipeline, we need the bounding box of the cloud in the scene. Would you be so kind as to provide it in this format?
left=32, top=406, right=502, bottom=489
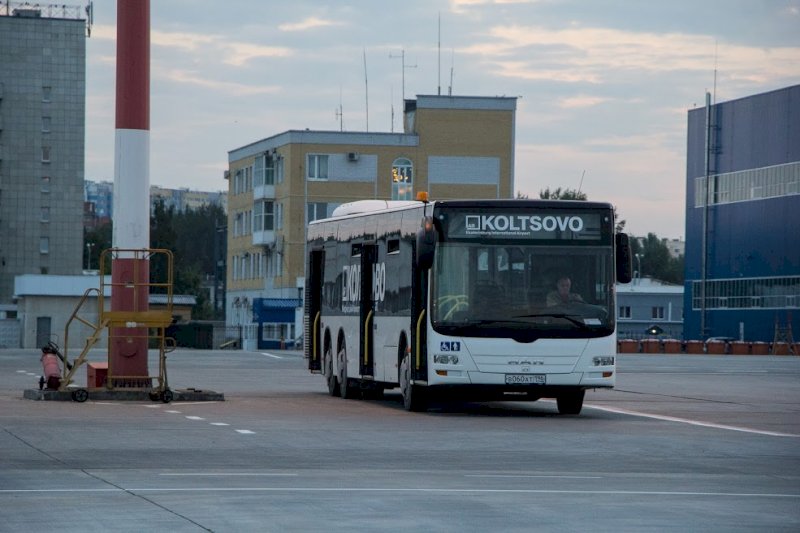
left=462, top=24, right=800, bottom=85
left=278, top=17, right=342, bottom=32
left=557, top=95, right=609, bottom=108
left=450, top=0, right=541, bottom=13
left=221, top=43, right=293, bottom=66
left=515, top=140, right=686, bottom=237
left=160, top=69, right=281, bottom=96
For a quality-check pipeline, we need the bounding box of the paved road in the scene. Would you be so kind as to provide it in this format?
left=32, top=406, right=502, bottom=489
left=1, top=349, right=798, bottom=532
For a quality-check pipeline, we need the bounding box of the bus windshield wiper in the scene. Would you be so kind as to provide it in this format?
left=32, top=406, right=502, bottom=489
left=512, top=313, right=592, bottom=330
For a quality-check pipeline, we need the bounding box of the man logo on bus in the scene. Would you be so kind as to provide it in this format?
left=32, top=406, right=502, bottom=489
left=465, top=214, right=584, bottom=233
left=465, top=216, right=483, bottom=232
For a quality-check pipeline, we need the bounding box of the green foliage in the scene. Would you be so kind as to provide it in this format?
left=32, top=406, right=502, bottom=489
left=149, top=200, right=226, bottom=320
left=538, top=187, right=588, bottom=201
left=83, top=200, right=225, bottom=320
left=84, top=222, right=112, bottom=272
left=630, top=233, right=684, bottom=284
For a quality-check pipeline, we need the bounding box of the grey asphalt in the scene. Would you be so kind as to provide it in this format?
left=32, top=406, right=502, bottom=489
left=1, top=349, right=799, bottom=532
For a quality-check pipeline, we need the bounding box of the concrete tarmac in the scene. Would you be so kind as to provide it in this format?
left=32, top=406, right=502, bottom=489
left=1, top=348, right=798, bottom=532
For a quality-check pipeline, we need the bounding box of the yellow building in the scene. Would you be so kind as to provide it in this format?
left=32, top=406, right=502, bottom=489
left=226, top=95, right=517, bottom=349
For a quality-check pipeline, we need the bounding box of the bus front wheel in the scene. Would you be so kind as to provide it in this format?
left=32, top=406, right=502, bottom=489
left=399, top=353, right=427, bottom=412
left=556, top=390, right=585, bottom=415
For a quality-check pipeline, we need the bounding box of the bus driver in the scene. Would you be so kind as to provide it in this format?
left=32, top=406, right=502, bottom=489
left=546, top=276, right=584, bottom=307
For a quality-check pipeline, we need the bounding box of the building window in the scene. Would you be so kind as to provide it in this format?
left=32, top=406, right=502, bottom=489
left=42, top=116, right=51, bottom=132
left=692, top=276, right=800, bottom=310
left=41, top=146, right=51, bottom=162
left=619, top=306, right=631, bottom=319
left=233, top=167, right=253, bottom=195
left=42, top=86, right=51, bottom=102
left=694, top=161, right=800, bottom=207
left=41, top=176, right=51, bottom=192
left=41, top=207, right=50, bottom=222
left=40, top=237, right=49, bottom=254
left=652, top=306, right=665, bottom=320
left=307, top=154, right=329, bottom=180
left=276, top=155, right=284, bottom=184
left=307, top=202, right=329, bottom=223
left=254, top=201, right=274, bottom=232
left=255, top=154, right=275, bottom=187
left=391, top=157, right=413, bottom=200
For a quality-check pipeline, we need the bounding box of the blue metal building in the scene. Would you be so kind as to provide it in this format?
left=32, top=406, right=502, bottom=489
left=684, top=85, right=800, bottom=342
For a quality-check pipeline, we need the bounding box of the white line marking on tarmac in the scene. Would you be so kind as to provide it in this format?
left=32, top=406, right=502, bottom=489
left=159, top=473, right=297, bottom=477
left=185, top=416, right=205, bottom=421
left=584, top=404, right=800, bottom=438
left=235, top=429, right=256, bottom=434
left=16, top=370, right=27, bottom=373
left=465, top=474, right=602, bottom=479
left=209, top=422, right=229, bottom=426
left=165, top=410, right=181, bottom=414
left=1, top=487, right=797, bottom=498
left=261, top=352, right=283, bottom=359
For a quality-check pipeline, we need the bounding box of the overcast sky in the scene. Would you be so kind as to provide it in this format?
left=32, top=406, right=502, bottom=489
left=84, top=0, right=800, bottom=239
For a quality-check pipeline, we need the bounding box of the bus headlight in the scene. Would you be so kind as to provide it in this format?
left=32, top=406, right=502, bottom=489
left=434, top=354, right=459, bottom=365
left=593, top=356, right=614, bottom=366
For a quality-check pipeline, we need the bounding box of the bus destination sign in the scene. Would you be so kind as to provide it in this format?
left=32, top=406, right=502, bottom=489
left=446, top=212, right=602, bottom=240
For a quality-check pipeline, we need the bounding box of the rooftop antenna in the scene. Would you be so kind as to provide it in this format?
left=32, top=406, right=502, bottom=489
left=85, top=1, right=94, bottom=37
left=390, top=86, right=395, bottom=133
left=577, top=169, right=586, bottom=194
left=363, top=48, right=369, bottom=131
left=390, top=48, right=417, bottom=104
left=713, top=39, right=718, bottom=105
left=336, top=86, right=343, bottom=131
left=437, top=12, right=441, bottom=95
left=448, top=48, right=454, bottom=96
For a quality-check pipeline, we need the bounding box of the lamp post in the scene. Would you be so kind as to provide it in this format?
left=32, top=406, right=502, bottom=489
left=634, top=253, right=643, bottom=284
left=85, top=242, right=94, bottom=270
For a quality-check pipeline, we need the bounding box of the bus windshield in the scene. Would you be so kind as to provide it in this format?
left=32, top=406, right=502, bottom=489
left=430, top=241, right=615, bottom=340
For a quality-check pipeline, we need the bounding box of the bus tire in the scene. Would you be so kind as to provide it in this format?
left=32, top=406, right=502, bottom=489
left=324, top=345, right=339, bottom=397
left=400, top=353, right=427, bottom=412
left=338, top=344, right=358, bottom=399
left=556, top=390, right=585, bottom=415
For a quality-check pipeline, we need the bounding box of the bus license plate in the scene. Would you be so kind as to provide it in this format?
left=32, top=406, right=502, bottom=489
left=505, top=374, right=546, bottom=385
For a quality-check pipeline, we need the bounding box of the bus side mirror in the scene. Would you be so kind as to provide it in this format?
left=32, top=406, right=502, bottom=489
left=415, top=216, right=436, bottom=270
left=615, top=233, right=633, bottom=284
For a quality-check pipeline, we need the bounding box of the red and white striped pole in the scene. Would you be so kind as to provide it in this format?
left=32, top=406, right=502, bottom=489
left=111, top=0, right=150, bottom=381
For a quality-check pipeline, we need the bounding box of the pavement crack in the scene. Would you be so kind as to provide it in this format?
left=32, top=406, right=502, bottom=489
left=612, top=389, right=745, bottom=405
left=80, top=470, right=215, bottom=532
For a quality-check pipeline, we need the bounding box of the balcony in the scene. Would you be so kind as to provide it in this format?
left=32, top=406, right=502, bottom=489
left=254, top=183, right=275, bottom=200
left=252, top=229, right=275, bottom=247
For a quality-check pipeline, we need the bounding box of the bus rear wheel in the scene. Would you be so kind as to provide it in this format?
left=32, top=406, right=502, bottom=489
left=556, top=390, right=585, bottom=415
left=399, top=353, right=427, bottom=412
left=338, top=344, right=358, bottom=399
left=324, top=345, right=339, bottom=397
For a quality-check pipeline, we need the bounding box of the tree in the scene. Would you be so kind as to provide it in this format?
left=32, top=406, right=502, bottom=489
left=84, top=221, right=112, bottom=272
left=538, top=187, right=588, bottom=201
left=630, top=233, right=684, bottom=284
left=150, top=199, right=177, bottom=292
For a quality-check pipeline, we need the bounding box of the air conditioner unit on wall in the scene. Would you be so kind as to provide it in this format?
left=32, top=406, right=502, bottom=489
left=347, top=152, right=359, bottom=162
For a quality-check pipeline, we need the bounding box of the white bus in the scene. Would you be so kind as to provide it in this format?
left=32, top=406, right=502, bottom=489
left=305, top=198, right=632, bottom=414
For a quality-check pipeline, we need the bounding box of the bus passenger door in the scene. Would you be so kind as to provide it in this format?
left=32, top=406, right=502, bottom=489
left=359, top=244, right=377, bottom=377
left=306, top=250, right=324, bottom=372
